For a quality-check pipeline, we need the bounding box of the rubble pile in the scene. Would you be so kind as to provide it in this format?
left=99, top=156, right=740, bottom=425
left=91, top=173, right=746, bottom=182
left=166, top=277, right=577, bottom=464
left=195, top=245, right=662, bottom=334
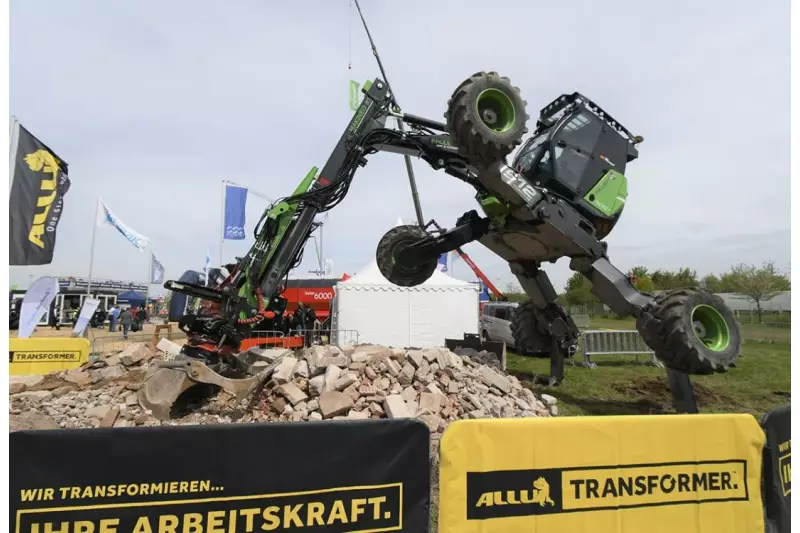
left=9, top=342, right=163, bottom=431
left=9, top=340, right=559, bottom=436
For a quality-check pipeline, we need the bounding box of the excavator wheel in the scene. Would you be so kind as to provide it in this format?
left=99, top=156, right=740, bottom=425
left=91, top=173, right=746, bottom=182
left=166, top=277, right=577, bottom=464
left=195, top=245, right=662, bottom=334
left=511, top=300, right=559, bottom=357
left=636, top=288, right=741, bottom=375
left=445, top=71, right=529, bottom=167
left=376, top=225, right=437, bottom=287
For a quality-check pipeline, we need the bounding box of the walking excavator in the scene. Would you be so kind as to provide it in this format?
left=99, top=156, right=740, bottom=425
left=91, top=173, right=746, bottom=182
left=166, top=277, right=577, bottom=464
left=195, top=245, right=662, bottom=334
left=140, top=71, right=741, bottom=419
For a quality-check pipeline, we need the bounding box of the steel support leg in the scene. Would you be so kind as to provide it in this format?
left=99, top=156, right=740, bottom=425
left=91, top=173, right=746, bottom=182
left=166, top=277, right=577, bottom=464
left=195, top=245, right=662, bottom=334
left=665, top=366, right=699, bottom=414
left=511, top=262, right=580, bottom=386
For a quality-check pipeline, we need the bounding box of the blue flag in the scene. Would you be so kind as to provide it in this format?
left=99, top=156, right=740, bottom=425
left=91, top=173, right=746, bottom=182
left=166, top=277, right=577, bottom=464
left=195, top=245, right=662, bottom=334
left=150, top=254, right=165, bottom=284
left=223, top=183, right=248, bottom=240
left=437, top=253, right=448, bottom=272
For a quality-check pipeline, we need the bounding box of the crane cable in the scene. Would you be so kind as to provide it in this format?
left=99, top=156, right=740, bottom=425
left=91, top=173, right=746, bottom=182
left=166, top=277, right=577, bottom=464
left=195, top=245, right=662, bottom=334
left=351, top=0, right=426, bottom=226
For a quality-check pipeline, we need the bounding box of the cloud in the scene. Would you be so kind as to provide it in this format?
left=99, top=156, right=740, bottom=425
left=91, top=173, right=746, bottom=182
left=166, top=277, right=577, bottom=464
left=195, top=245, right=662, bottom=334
left=10, top=0, right=790, bottom=299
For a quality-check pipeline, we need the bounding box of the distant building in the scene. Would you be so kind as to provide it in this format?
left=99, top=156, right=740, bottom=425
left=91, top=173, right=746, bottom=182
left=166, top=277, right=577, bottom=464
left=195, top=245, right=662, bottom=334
left=589, top=290, right=791, bottom=315
left=11, top=277, right=149, bottom=326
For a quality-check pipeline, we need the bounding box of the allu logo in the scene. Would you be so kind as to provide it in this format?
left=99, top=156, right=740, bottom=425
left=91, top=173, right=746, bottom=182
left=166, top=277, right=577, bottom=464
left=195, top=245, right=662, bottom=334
left=24, top=149, right=61, bottom=249
left=475, top=477, right=555, bottom=508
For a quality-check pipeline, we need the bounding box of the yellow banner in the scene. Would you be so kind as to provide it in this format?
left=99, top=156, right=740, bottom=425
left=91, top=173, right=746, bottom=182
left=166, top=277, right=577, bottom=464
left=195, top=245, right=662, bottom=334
left=9, top=337, right=90, bottom=375
left=439, top=414, right=765, bottom=533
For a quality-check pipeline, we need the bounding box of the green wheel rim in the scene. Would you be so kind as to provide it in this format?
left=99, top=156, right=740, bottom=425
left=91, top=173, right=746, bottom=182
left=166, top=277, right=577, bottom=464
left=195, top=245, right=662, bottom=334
left=691, top=304, right=731, bottom=352
left=476, top=88, right=516, bottom=133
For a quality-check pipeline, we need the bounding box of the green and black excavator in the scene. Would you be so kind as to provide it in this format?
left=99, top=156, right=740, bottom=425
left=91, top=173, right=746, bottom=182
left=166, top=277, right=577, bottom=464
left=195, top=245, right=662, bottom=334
left=142, top=71, right=740, bottom=418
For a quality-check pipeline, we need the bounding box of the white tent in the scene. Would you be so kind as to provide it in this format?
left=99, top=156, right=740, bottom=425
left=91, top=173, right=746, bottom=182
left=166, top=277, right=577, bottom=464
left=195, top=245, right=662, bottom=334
left=332, top=219, right=480, bottom=348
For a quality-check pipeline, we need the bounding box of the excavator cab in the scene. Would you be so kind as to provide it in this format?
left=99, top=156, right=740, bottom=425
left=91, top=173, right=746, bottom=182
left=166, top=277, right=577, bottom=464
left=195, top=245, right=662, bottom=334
left=511, top=93, right=642, bottom=238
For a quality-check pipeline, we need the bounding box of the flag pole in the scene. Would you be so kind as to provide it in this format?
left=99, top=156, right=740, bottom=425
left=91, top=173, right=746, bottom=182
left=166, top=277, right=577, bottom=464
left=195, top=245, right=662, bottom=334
left=9, top=116, right=20, bottom=195
left=219, top=180, right=225, bottom=267
left=144, top=250, right=151, bottom=311
left=86, top=198, right=100, bottom=297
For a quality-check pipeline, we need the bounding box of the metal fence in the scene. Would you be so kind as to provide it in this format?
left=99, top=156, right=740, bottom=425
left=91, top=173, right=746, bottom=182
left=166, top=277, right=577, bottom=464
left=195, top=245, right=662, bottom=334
left=90, top=327, right=360, bottom=358
left=571, top=314, right=590, bottom=330
left=247, top=329, right=360, bottom=348
left=579, top=329, right=663, bottom=369
left=317, top=329, right=360, bottom=347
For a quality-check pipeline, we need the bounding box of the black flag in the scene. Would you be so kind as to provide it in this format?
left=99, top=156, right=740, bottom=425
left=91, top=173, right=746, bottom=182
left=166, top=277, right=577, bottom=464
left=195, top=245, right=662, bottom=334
left=9, top=124, right=71, bottom=265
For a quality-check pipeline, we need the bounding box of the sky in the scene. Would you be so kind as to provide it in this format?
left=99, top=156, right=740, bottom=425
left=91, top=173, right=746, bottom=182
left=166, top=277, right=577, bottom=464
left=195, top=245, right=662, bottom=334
left=9, top=0, right=791, bottom=296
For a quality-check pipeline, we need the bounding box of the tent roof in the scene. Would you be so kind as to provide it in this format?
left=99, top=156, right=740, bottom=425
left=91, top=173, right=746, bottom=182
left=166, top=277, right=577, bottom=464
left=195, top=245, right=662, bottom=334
left=117, top=290, right=146, bottom=301
left=338, top=217, right=478, bottom=292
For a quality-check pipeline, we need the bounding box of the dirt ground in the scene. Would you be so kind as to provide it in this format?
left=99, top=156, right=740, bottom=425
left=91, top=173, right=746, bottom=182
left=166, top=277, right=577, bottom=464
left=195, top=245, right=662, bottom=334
left=611, top=376, right=735, bottom=410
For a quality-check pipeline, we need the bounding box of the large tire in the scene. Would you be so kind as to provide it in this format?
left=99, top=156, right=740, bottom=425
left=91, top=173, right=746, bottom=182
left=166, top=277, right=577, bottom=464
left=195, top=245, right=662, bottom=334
left=636, top=288, right=741, bottom=375
left=376, top=225, right=437, bottom=287
left=510, top=300, right=557, bottom=356
left=445, top=71, right=529, bottom=167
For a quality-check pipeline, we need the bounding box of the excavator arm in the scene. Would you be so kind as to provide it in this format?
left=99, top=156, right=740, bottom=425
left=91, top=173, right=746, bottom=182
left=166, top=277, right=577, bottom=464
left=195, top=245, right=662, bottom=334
left=164, top=77, right=484, bottom=354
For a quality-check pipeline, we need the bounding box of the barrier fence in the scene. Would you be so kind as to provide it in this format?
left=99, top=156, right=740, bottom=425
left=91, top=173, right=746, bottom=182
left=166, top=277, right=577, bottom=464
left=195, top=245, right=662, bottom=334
left=579, top=329, right=663, bottom=369
left=571, top=314, right=590, bottom=330
left=10, top=410, right=787, bottom=533
left=90, top=328, right=362, bottom=357
left=90, top=331, right=188, bottom=357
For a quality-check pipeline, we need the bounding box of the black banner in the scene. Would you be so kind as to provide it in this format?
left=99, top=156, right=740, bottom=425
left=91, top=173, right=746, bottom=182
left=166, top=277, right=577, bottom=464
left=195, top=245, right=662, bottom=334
left=761, top=404, right=790, bottom=533
left=9, top=124, right=70, bottom=265
left=10, top=419, right=430, bottom=533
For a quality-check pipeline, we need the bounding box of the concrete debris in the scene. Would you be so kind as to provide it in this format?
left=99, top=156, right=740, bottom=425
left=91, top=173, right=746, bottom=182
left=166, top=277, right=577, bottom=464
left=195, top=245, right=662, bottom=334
left=319, top=391, right=354, bottom=419
left=8, top=342, right=556, bottom=436
left=322, top=365, right=342, bottom=393
left=278, top=383, right=308, bottom=406
left=272, top=356, right=298, bottom=384
left=383, top=394, right=410, bottom=419
left=540, top=393, right=558, bottom=407
left=156, top=338, right=182, bottom=359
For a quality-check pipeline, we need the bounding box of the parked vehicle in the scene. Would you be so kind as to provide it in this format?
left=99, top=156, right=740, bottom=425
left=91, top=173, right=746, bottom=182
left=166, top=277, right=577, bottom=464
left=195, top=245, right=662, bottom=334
left=481, top=301, right=549, bottom=356
left=480, top=302, right=517, bottom=347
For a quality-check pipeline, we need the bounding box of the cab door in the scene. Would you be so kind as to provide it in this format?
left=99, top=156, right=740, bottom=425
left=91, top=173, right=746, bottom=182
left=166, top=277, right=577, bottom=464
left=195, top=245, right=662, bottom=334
left=491, top=305, right=514, bottom=345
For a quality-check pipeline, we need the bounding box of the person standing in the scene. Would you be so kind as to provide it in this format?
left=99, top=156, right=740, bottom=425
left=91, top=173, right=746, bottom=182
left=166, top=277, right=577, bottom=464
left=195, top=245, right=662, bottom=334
left=119, top=307, right=132, bottom=340
left=109, top=305, right=120, bottom=333
left=138, top=304, right=148, bottom=330
left=49, top=307, right=61, bottom=331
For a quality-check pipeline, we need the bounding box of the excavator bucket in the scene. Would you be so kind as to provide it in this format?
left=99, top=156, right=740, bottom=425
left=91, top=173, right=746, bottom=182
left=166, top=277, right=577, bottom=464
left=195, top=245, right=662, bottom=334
left=138, top=366, right=199, bottom=421
left=138, top=350, right=289, bottom=421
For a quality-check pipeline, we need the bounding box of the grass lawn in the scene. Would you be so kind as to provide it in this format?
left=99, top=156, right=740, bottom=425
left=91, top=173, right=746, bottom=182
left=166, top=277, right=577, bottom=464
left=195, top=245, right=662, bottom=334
left=506, top=317, right=791, bottom=417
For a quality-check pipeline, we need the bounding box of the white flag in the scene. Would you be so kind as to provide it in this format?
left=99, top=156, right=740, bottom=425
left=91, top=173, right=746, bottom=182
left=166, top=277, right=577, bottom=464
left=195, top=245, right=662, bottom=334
left=97, top=197, right=150, bottom=252
left=72, top=298, right=101, bottom=337
left=18, top=277, right=59, bottom=338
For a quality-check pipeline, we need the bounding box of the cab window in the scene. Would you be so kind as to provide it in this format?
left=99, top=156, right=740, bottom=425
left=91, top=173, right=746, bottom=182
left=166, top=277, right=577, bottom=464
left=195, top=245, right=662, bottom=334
left=494, top=307, right=510, bottom=320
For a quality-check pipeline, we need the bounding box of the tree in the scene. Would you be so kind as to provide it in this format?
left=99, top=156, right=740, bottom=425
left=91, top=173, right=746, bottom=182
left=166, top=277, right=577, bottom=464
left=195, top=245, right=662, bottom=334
left=564, top=273, right=598, bottom=306
left=633, top=274, right=655, bottom=293
left=721, top=262, right=790, bottom=321
left=700, top=274, right=723, bottom=292
left=501, top=280, right=527, bottom=302
left=650, top=268, right=699, bottom=291
left=503, top=281, right=520, bottom=294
